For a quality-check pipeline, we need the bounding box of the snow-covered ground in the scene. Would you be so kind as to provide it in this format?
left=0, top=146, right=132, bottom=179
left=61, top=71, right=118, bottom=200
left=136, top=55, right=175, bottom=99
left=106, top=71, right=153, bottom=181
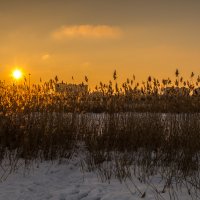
left=0, top=156, right=195, bottom=200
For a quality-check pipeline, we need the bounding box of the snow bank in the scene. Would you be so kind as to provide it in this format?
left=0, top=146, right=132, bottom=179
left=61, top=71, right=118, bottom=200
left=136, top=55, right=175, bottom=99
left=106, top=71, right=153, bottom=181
left=0, top=157, right=194, bottom=200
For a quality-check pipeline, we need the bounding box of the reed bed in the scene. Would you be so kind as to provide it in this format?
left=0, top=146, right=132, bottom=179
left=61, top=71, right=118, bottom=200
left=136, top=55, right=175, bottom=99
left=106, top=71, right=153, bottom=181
left=0, top=70, right=200, bottom=199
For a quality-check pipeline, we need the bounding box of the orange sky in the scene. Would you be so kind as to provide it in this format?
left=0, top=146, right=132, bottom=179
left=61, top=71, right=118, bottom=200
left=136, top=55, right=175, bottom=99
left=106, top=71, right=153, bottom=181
left=0, top=0, right=200, bottom=86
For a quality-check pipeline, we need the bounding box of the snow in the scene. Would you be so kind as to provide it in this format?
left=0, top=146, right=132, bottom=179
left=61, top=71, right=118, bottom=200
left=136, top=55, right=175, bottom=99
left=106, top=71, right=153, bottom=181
left=0, top=156, right=195, bottom=200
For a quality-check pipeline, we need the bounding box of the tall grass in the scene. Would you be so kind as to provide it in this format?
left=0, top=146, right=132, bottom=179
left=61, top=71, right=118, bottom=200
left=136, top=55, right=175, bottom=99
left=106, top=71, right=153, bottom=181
left=1, top=69, right=200, bottom=114
left=0, top=70, right=200, bottom=199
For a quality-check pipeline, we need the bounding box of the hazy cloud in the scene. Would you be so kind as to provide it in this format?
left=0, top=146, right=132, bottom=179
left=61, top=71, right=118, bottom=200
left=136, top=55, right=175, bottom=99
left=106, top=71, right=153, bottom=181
left=52, top=25, right=122, bottom=39
left=42, top=54, right=50, bottom=60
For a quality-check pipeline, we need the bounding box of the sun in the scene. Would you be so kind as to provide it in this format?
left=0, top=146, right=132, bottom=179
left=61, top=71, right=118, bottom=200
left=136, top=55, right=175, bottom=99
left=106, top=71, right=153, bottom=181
left=12, top=69, right=23, bottom=80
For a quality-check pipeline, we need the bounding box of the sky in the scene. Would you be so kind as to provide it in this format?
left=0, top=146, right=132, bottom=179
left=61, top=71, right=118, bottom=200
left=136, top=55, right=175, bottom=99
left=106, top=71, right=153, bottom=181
left=0, top=0, right=200, bottom=85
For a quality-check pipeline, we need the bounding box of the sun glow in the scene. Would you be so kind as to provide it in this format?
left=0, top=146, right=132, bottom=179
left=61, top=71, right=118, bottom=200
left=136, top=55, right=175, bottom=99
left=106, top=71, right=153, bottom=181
left=12, top=69, right=23, bottom=80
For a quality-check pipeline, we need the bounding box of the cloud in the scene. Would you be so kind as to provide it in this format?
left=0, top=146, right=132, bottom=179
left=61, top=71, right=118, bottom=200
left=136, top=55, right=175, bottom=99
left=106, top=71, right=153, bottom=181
left=52, top=25, right=122, bottom=39
left=82, top=61, right=91, bottom=68
left=42, top=54, right=50, bottom=60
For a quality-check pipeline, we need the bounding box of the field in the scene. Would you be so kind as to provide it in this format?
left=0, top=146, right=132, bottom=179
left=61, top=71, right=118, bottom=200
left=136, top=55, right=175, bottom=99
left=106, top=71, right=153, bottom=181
left=1, top=71, right=200, bottom=200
